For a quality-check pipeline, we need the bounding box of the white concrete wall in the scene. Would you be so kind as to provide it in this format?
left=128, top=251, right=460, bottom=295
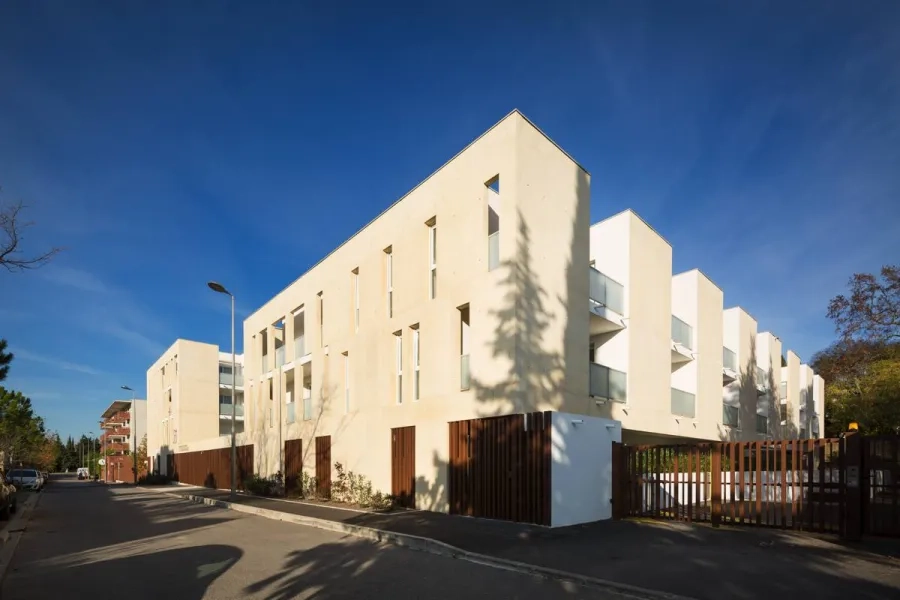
left=783, top=350, right=801, bottom=435
left=814, top=374, right=825, bottom=436
left=590, top=211, right=679, bottom=441
left=755, top=332, right=782, bottom=438
left=722, top=307, right=759, bottom=441
left=550, top=412, right=621, bottom=527
left=799, top=364, right=815, bottom=438
left=242, top=110, right=592, bottom=511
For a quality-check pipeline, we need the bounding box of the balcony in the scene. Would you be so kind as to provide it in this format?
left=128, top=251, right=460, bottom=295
left=219, top=371, right=244, bottom=387
left=105, top=442, right=129, bottom=454
left=756, top=366, right=767, bottom=395
left=588, top=268, right=626, bottom=334
left=460, top=354, right=471, bottom=391
left=779, top=382, right=788, bottom=405
left=275, top=345, right=285, bottom=369
left=722, top=347, right=738, bottom=384
left=671, top=388, right=696, bottom=418
left=261, top=354, right=270, bottom=374
left=589, top=362, right=627, bottom=403
left=219, top=403, right=245, bottom=418
left=670, top=316, right=694, bottom=364
left=286, top=402, right=296, bottom=424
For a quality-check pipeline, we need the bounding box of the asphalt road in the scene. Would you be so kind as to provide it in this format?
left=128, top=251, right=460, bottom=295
left=1, top=477, right=634, bottom=599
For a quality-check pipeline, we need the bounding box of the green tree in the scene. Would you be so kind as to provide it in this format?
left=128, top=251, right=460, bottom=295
left=0, top=386, right=47, bottom=467
left=814, top=265, right=900, bottom=436
left=0, top=339, right=12, bottom=382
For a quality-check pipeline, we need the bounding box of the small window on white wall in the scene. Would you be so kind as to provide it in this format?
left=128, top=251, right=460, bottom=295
left=411, top=324, right=420, bottom=400
left=426, top=217, right=436, bottom=299
left=394, top=330, right=403, bottom=404
left=343, top=351, right=350, bottom=413
left=352, top=268, right=360, bottom=332
left=385, top=246, right=393, bottom=318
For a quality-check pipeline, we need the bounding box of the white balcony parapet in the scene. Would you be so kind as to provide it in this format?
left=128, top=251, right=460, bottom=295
left=589, top=268, right=626, bottom=334
left=589, top=362, right=626, bottom=403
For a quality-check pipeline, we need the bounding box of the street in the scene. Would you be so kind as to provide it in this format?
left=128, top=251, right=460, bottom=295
left=1, top=477, right=630, bottom=600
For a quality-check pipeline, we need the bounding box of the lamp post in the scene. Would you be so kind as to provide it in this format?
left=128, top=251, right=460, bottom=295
left=121, top=385, right=137, bottom=483
left=208, top=280, right=237, bottom=500
left=99, top=420, right=106, bottom=483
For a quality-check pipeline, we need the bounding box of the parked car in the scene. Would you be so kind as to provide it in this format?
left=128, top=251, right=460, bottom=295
left=6, top=468, right=42, bottom=491
left=0, top=475, right=16, bottom=519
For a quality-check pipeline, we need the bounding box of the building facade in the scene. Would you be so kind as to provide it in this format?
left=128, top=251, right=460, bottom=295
left=99, top=399, right=147, bottom=482
left=146, top=338, right=244, bottom=474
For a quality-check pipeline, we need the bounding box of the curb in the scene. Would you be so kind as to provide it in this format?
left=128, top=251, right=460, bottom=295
left=0, top=492, right=43, bottom=587
left=175, top=492, right=696, bottom=600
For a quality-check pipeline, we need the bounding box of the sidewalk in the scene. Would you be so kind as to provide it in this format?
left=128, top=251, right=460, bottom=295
left=162, top=486, right=900, bottom=600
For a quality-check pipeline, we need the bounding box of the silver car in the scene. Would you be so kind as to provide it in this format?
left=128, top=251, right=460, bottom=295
left=7, top=468, right=42, bottom=491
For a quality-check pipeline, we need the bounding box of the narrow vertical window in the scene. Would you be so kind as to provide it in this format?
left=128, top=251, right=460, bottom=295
left=426, top=217, right=437, bottom=299
left=487, top=176, right=500, bottom=271
left=394, top=331, right=403, bottom=404
left=459, top=305, right=470, bottom=390
left=352, top=268, right=360, bottom=332
left=385, top=247, right=393, bottom=318
left=343, top=351, right=350, bottom=413
left=268, top=379, right=274, bottom=428
left=317, top=291, right=324, bottom=347
left=412, top=325, right=420, bottom=400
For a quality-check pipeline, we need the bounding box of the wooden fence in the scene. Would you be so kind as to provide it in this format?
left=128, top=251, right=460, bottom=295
left=170, top=444, right=254, bottom=490
left=449, top=411, right=551, bottom=526
left=614, top=438, right=845, bottom=534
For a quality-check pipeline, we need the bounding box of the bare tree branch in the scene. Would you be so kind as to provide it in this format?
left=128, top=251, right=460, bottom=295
left=1, top=195, right=61, bottom=272
left=827, top=265, right=900, bottom=344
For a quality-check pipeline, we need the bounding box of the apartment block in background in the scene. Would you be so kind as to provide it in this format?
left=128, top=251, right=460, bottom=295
left=722, top=307, right=760, bottom=440
left=781, top=350, right=801, bottom=435
left=99, top=398, right=147, bottom=482
left=241, top=110, right=626, bottom=527
left=755, top=332, right=783, bottom=439
left=146, top=338, right=244, bottom=474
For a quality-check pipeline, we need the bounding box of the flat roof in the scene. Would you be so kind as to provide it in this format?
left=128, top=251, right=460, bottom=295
left=101, top=400, right=132, bottom=419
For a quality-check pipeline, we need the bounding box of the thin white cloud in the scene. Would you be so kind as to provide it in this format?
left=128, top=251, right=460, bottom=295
left=13, top=349, right=104, bottom=376
left=39, top=265, right=111, bottom=294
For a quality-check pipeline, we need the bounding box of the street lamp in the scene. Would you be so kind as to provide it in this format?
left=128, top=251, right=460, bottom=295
left=121, top=385, right=137, bottom=484
left=208, top=280, right=237, bottom=500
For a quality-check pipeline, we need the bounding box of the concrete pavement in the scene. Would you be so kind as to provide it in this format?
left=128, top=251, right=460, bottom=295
left=0, top=477, right=638, bottom=599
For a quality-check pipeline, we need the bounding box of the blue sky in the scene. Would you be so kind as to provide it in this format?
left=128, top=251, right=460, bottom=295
left=1, top=1, right=898, bottom=439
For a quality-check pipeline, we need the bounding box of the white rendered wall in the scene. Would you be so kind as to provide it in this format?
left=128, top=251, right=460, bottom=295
left=550, top=412, right=622, bottom=527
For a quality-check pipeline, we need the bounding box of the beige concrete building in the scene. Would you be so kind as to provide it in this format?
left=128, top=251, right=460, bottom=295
left=242, top=110, right=619, bottom=521
left=146, top=338, right=244, bottom=473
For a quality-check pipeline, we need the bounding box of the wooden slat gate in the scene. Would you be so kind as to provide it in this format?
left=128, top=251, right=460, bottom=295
left=170, top=444, right=254, bottom=490
left=315, top=435, right=331, bottom=499
left=284, top=438, right=303, bottom=495
left=612, top=438, right=846, bottom=535
left=391, top=426, right=416, bottom=509
left=449, top=412, right=551, bottom=526
left=862, top=435, right=900, bottom=537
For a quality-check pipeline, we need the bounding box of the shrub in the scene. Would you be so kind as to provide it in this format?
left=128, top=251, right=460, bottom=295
left=243, top=473, right=283, bottom=497
left=137, top=473, right=173, bottom=486
left=330, top=462, right=392, bottom=509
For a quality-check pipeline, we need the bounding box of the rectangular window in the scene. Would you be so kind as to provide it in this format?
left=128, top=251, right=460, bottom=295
left=268, top=379, right=274, bottom=428
left=343, top=352, right=350, bottom=413
left=395, top=331, right=403, bottom=404
left=723, top=404, right=739, bottom=428
left=292, top=307, right=306, bottom=359
left=385, top=247, right=393, bottom=318
left=352, top=268, right=360, bottom=332
left=427, top=218, right=437, bottom=299
left=412, top=325, right=420, bottom=400
left=317, top=292, right=324, bottom=347
left=756, top=414, right=768, bottom=435
left=459, top=305, right=470, bottom=391
left=487, top=176, right=500, bottom=271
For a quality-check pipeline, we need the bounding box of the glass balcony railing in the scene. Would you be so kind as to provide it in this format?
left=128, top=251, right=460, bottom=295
left=756, top=414, right=768, bottom=435
left=779, top=382, right=787, bottom=400
left=756, top=366, right=767, bottom=388
left=723, top=347, right=737, bottom=371
left=671, top=316, right=693, bottom=350
left=488, top=232, right=500, bottom=271
left=275, top=346, right=285, bottom=368
left=303, top=394, right=312, bottom=421
left=589, top=362, right=627, bottom=402
left=294, top=335, right=306, bottom=359
left=219, top=403, right=244, bottom=417
left=261, top=354, right=270, bottom=374
left=286, top=402, right=296, bottom=424
left=460, top=354, right=471, bottom=391
left=218, top=372, right=244, bottom=387
left=671, top=388, right=696, bottom=418
left=589, top=268, right=625, bottom=314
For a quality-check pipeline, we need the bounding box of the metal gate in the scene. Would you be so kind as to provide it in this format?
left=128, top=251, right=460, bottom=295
left=613, top=438, right=846, bottom=534
left=284, top=438, right=303, bottom=495
left=862, top=435, right=900, bottom=537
